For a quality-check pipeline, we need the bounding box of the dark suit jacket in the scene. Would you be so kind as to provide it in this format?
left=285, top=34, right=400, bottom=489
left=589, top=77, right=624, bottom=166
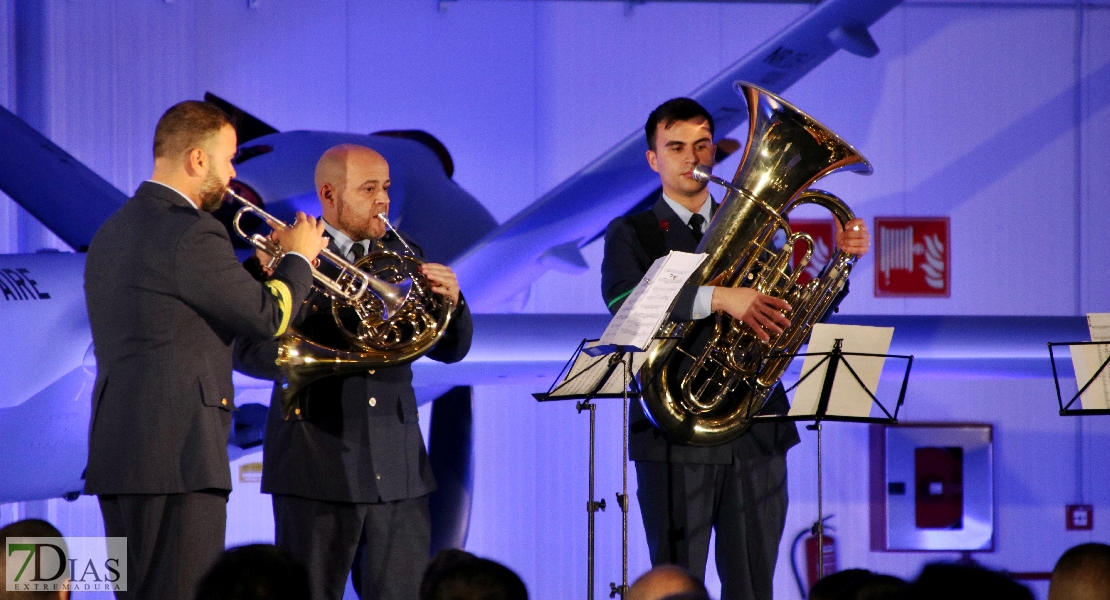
left=236, top=231, right=473, bottom=504
left=83, top=181, right=313, bottom=495
left=601, top=195, right=803, bottom=464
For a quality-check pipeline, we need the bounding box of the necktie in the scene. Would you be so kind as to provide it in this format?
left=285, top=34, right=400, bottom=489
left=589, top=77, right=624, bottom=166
left=350, top=242, right=365, bottom=262
left=688, top=213, right=706, bottom=242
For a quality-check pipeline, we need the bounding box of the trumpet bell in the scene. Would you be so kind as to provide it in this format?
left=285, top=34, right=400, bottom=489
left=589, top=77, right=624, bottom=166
left=362, top=273, right=412, bottom=321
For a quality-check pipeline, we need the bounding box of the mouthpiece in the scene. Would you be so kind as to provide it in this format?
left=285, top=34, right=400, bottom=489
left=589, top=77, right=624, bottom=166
left=691, top=165, right=713, bottom=183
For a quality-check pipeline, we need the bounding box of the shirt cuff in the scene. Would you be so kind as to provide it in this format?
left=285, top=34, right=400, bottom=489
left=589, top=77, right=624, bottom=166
left=692, top=286, right=714, bottom=320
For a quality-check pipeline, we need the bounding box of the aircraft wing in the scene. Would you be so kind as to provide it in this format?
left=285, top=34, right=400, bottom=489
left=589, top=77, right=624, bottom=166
left=0, top=105, right=128, bottom=250
left=449, top=0, right=903, bottom=311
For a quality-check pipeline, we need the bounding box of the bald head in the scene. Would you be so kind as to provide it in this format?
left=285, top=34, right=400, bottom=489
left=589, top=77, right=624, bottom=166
left=315, top=144, right=391, bottom=242
left=315, top=144, right=381, bottom=191
left=627, top=566, right=707, bottom=600
left=1050, top=543, right=1110, bottom=600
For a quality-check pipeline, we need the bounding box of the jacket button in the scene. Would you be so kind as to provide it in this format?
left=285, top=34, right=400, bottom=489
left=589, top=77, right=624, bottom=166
left=375, top=474, right=381, bottom=480
left=221, top=398, right=228, bottom=406
left=368, top=397, right=377, bottom=407
left=368, top=369, right=376, bottom=375
left=294, top=407, right=301, bottom=416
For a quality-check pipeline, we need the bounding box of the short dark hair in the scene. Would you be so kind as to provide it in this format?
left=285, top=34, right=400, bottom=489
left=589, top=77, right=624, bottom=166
left=153, top=100, right=232, bottom=160
left=809, top=568, right=875, bottom=600
left=644, top=98, right=714, bottom=151
left=420, top=549, right=527, bottom=600
left=908, top=563, right=1032, bottom=600
left=0, top=519, right=66, bottom=600
left=194, top=544, right=309, bottom=600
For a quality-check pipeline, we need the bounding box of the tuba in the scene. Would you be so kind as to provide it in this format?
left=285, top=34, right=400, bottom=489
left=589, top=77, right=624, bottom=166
left=638, top=83, right=872, bottom=446
left=227, top=189, right=454, bottom=417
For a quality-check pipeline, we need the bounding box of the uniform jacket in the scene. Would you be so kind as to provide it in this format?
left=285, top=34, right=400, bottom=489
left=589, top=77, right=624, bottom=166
left=601, top=195, right=807, bottom=464
left=83, top=181, right=313, bottom=495
left=236, top=231, right=473, bottom=504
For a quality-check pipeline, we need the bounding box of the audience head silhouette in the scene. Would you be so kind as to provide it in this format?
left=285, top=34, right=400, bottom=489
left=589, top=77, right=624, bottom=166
left=0, top=519, right=68, bottom=600
left=1050, top=543, right=1110, bottom=600
left=907, top=563, right=1032, bottom=600
left=194, top=544, right=310, bottom=600
left=419, top=549, right=528, bottom=600
left=627, top=565, right=709, bottom=600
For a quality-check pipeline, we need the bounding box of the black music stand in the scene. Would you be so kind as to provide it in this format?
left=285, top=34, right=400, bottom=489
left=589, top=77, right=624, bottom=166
left=1048, top=341, right=1110, bottom=415
left=534, top=339, right=641, bottom=600
left=750, top=338, right=913, bottom=580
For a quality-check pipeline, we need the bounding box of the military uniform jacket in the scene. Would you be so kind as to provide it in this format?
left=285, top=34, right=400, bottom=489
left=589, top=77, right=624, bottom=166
left=601, top=195, right=818, bottom=464
left=236, top=231, right=473, bottom=504
left=83, top=181, right=313, bottom=495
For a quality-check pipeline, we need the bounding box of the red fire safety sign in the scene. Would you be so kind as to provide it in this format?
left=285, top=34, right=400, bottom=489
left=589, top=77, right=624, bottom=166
left=874, top=217, right=950, bottom=297
left=788, top=219, right=836, bottom=286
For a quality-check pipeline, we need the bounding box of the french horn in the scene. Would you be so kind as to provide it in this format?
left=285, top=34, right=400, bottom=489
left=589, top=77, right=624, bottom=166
left=227, top=189, right=454, bottom=417
left=638, top=82, right=872, bottom=446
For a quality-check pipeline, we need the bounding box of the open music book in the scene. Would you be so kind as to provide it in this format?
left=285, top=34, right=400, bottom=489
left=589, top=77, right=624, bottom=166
left=590, top=251, right=706, bottom=355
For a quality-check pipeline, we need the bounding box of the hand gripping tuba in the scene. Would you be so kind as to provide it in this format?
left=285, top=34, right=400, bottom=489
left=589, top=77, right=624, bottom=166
left=227, top=189, right=454, bottom=417
left=638, top=83, right=872, bottom=446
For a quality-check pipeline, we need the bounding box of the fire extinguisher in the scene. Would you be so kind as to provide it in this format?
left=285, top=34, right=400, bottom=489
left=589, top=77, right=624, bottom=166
left=790, top=515, right=838, bottom=598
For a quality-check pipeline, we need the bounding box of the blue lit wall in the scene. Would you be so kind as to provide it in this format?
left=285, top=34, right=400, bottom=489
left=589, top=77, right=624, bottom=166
left=1, top=1, right=1108, bottom=599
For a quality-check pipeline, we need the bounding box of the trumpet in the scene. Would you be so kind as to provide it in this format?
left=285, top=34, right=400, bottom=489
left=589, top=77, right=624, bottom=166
left=225, top=188, right=412, bottom=320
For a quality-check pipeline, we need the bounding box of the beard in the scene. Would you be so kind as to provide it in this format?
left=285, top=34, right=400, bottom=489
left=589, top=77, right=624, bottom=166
left=336, top=197, right=386, bottom=241
left=197, top=169, right=228, bottom=213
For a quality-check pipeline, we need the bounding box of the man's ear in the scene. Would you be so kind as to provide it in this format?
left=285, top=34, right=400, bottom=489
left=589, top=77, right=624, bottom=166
left=318, top=183, right=336, bottom=209
left=185, top=147, right=206, bottom=177
left=646, top=149, right=660, bottom=174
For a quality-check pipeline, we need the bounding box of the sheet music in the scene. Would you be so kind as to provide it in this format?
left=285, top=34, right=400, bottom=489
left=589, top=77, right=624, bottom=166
left=789, top=323, right=894, bottom=418
left=1071, top=313, right=1110, bottom=409
left=596, top=251, right=706, bottom=353
left=1088, top=313, right=1110, bottom=342
left=547, top=340, right=652, bottom=398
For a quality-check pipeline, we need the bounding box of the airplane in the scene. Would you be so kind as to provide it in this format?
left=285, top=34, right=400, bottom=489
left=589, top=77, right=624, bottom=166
left=9, top=0, right=1081, bottom=554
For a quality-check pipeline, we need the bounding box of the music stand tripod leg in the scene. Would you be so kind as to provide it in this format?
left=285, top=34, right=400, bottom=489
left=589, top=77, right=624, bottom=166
left=610, top=357, right=633, bottom=599
left=805, top=338, right=843, bottom=580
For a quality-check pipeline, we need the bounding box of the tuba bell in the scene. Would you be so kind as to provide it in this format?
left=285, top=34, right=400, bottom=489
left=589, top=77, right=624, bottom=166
left=227, top=189, right=454, bottom=417
left=638, top=82, right=872, bottom=446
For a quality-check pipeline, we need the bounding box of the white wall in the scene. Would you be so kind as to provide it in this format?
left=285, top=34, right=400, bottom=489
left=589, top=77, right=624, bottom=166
left=2, top=1, right=1109, bottom=599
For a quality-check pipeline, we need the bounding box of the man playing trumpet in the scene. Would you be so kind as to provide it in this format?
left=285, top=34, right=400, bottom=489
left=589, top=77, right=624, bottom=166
left=84, top=100, right=328, bottom=600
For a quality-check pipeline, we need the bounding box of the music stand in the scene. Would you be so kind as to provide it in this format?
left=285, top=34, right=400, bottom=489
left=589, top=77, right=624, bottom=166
left=750, top=334, right=913, bottom=579
left=534, top=340, right=643, bottom=600
left=1049, top=341, right=1110, bottom=415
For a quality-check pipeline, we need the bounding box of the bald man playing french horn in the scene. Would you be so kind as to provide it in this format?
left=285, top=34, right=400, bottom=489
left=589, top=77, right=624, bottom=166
left=236, top=144, right=473, bottom=600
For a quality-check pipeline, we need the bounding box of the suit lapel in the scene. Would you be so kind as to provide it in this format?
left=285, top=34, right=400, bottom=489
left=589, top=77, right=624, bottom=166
left=652, top=196, right=699, bottom=253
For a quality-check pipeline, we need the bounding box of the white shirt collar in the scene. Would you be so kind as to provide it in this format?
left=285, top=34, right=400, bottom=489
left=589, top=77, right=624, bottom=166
left=661, top=192, right=712, bottom=226
left=322, top=219, right=366, bottom=260
left=146, top=180, right=198, bottom=210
